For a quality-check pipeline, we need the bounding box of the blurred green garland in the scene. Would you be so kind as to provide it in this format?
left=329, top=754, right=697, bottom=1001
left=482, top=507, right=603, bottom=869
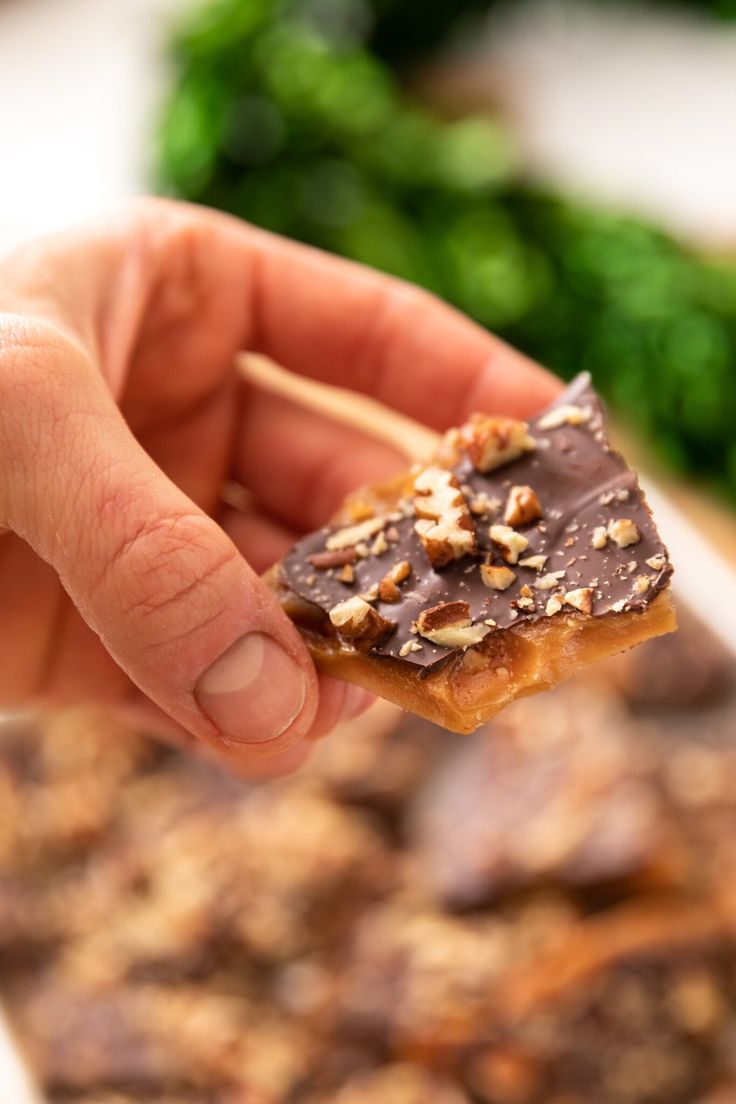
left=156, top=0, right=736, bottom=499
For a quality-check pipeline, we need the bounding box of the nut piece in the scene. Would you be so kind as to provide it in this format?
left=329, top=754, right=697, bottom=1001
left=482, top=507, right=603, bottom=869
left=504, top=485, right=543, bottom=527
left=533, top=570, right=566, bottom=591
left=546, top=595, right=564, bottom=616
left=538, top=403, right=590, bottom=430
left=414, top=600, right=471, bottom=635
left=646, top=553, right=667, bottom=570
left=633, top=574, right=652, bottom=595
left=391, top=560, right=411, bottom=584
left=489, top=524, right=530, bottom=565
left=459, top=413, right=536, bottom=473
left=326, top=516, right=386, bottom=552
left=591, top=526, right=608, bottom=551
left=308, top=548, right=359, bottom=569
left=377, top=560, right=412, bottom=602
left=329, top=596, right=395, bottom=650
left=413, top=466, right=476, bottom=567
left=378, top=576, right=400, bottom=603
left=607, top=518, right=641, bottom=548
left=519, top=554, right=548, bottom=571
left=370, top=531, right=389, bottom=556
left=338, top=564, right=355, bottom=584
left=564, top=587, right=594, bottom=614
left=480, top=563, right=516, bottom=591
left=413, top=601, right=492, bottom=651
left=398, top=639, right=423, bottom=657
left=469, top=492, right=501, bottom=517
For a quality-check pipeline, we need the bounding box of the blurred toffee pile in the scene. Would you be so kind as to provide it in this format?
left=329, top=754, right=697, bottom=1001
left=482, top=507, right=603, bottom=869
left=2, top=611, right=736, bottom=1103
left=156, top=0, right=736, bottom=503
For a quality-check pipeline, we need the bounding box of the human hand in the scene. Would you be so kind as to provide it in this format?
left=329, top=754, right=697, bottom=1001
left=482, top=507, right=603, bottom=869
left=0, top=199, right=559, bottom=777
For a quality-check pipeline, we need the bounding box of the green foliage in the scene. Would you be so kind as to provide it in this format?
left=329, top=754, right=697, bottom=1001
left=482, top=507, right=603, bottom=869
left=156, top=0, right=736, bottom=500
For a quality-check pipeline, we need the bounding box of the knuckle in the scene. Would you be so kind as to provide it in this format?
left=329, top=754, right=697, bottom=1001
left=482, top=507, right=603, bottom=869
left=101, top=511, right=241, bottom=646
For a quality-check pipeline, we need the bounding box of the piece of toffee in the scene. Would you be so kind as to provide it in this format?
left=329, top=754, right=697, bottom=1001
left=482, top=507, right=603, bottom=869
left=281, top=374, right=673, bottom=676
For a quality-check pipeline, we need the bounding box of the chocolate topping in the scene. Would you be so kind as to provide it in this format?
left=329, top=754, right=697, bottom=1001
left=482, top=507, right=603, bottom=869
left=281, top=374, right=673, bottom=674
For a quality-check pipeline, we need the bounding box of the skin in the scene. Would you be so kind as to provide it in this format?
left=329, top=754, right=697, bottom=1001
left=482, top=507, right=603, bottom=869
left=0, top=198, right=559, bottom=778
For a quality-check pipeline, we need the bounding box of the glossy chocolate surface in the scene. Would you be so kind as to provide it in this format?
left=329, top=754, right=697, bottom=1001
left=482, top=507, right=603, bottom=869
left=281, top=375, right=673, bottom=674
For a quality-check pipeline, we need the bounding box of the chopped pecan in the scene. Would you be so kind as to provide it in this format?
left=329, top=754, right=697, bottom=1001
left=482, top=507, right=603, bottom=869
left=538, top=403, right=590, bottom=430
left=607, top=518, right=640, bottom=548
left=564, top=587, right=594, bottom=614
left=480, top=563, right=516, bottom=590
left=413, top=466, right=476, bottom=567
left=414, top=602, right=492, bottom=648
left=459, top=413, right=536, bottom=473
left=519, top=554, right=548, bottom=571
left=504, top=485, right=543, bottom=527
left=378, top=576, right=401, bottom=603
left=307, top=548, right=358, bottom=569
left=329, top=596, right=395, bottom=651
left=591, top=526, right=608, bottom=550
left=414, top=600, right=471, bottom=635
left=489, top=524, right=530, bottom=564
left=338, top=563, right=355, bottom=584
left=325, top=516, right=386, bottom=552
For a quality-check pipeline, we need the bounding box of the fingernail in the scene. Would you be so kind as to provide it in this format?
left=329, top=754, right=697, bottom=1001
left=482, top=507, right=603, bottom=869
left=196, top=633, right=306, bottom=744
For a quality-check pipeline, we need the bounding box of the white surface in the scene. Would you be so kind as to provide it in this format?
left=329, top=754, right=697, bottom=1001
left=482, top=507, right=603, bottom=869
left=485, top=0, right=736, bottom=245
left=0, top=1007, right=42, bottom=1104
left=0, top=0, right=184, bottom=252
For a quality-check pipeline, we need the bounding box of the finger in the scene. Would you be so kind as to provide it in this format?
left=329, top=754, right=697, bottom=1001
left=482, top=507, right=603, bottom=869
left=14, top=200, right=558, bottom=429
left=116, top=695, right=315, bottom=780
left=0, top=320, right=318, bottom=765
left=243, top=220, right=561, bottom=425
left=120, top=675, right=372, bottom=780
left=233, top=384, right=405, bottom=532
left=220, top=504, right=296, bottom=574
left=134, top=378, right=237, bottom=514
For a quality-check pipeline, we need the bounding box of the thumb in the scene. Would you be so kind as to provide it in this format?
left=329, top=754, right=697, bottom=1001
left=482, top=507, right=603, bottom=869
left=0, top=321, right=317, bottom=763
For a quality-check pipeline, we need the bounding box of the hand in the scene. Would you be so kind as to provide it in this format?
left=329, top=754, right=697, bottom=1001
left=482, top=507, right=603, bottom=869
left=0, top=199, right=559, bottom=777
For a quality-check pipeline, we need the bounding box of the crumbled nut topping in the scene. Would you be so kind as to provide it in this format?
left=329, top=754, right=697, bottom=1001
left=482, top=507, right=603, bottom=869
left=413, top=466, right=477, bottom=567
left=489, top=524, right=530, bottom=564
left=398, top=639, right=423, bottom=657
left=469, top=491, right=501, bottom=517
left=633, top=574, right=652, bottom=595
left=545, top=595, right=563, bottom=616
left=326, top=516, right=387, bottom=552
left=538, top=403, right=590, bottom=430
left=519, top=554, right=548, bottom=571
left=370, top=531, right=389, bottom=556
left=515, top=596, right=535, bottom=611
left=480, top=563, right=516, bottom=591
left=591, top=526, right=608, bottom=551
left=534, top=570, right=566, bottom=591
left=504, top=484, right=543, bottom=527
left=459, top=413, right=536, bottom=473
left=608, top=518, right=641, bottom=548
left=338, top=564, right=355, bottom=584
left=308, top=548, right=359, bottom=569
left=413, top=599, right=491, bottom=648
left=391, top=560, right=411, bottom=584
left=646, top=553, right=667, bottom=570
left=378, top=576, right=401, bottom=603
left=329, top=596, right=395, bottom=649
left=414, top=601, right=471, bottom=635
left=610, top=598, right=627, bottom=613
left=564, top=588, right=594, bottom=614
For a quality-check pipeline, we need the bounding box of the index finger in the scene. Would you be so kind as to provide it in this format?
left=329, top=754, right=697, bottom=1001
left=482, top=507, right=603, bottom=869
left=241, top=218, right=561, bottom=426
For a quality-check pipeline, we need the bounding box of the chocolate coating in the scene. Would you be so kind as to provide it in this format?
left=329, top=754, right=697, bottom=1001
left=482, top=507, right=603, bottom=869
left=281, top=375, right=673, bottom=674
